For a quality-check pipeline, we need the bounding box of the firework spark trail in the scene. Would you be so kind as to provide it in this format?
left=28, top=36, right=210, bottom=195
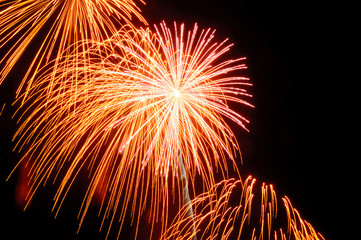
left=0, top=103, right=5, bottom=116
left=0, top=0, right=147, bottom=99
left=161, top=176, right=325, bottom=240
left=10, top=22, right=252, bottom=238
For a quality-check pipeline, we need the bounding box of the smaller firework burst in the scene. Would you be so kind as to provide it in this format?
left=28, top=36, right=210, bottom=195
left=0, top=0, right=147, bottom=99
left=162, top=176, right=325, bottom=240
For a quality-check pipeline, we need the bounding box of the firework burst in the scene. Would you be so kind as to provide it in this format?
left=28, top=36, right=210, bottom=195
left=11, top=22, right=252, bottom=238
left=0, top=0, right=147, bottom=99
left=162, top=176, right=325, bottom=240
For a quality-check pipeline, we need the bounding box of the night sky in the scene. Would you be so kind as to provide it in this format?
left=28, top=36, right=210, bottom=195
left=0, top=0, right=346, bottom=239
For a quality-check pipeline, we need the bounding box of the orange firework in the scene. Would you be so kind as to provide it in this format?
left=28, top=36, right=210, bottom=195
left=162, top=176, right=325, bottom=240
left=11, top=22, right=252, bottom=238
left=0, top=0, right=147, bottom=99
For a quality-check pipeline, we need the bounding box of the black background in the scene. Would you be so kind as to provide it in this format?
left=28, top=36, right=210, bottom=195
left=0, top=0, right=349, bottom=239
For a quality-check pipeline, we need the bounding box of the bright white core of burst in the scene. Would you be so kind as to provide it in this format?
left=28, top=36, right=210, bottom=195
left=172, top=89, right=181, bottom=98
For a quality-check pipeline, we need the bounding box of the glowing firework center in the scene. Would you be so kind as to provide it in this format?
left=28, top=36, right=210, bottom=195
left=172, top=89, right=182, bottom=99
